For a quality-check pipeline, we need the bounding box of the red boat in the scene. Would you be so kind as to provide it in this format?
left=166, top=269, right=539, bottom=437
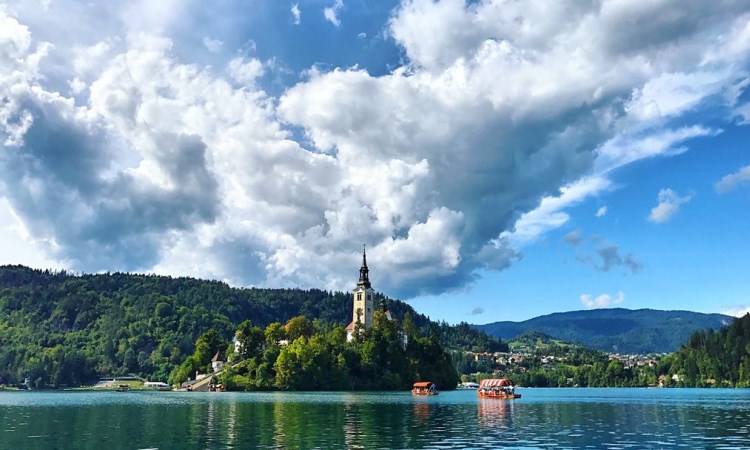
left=412, top=381, right=439, bottom=396
left=477, top=378, right=521, bottom=399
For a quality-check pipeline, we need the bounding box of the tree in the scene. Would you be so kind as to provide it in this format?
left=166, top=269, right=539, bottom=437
left=235, top=320, right=265, bottom=360
left=264, top=322, right=286, bottom=347
left=285, top=316, right=314, bottom=341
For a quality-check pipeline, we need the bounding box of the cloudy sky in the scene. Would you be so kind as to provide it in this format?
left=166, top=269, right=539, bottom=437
left=1, top=0, right=750, bottom=323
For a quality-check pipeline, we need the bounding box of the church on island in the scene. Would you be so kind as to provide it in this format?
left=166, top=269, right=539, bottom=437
left=345, top=247, right=393, bottom=342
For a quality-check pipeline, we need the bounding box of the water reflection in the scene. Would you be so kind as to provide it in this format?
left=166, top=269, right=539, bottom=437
left=1, top=389, right=750, bottom=449
left=477, top=398, right=514, bottom=430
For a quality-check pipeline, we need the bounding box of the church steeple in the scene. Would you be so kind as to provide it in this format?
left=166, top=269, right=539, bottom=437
left=357, top=245, right=371, bottom=289
left=348, top=245, right=375, bottom=338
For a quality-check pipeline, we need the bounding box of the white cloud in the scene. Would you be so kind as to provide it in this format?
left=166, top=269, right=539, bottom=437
left=722, top=305, right=750, bottom=317
left=715, top=164, right=750, bottom=193
left=596, top=206, right=607, bottom=217
left=648, top=189, right=693, bottom=223
left=291, top=3, right=301, bottom=25
left=501, top=177, right=611, bottom=247
left=227, top=57, right=264, bottom=85
left=1, top=1, right=750, bottom=300
left=594, top=126, right=720, bottom=174
left=202, top=37, right=223, bottom=54
left=581, top=291, right=625, bottom=309
left=324, top=0, right=344, bottom=27
left=72, top=39, right=114, bottom=76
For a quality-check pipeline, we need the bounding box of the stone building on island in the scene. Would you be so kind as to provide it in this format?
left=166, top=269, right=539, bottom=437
left=346, top=247, right=392, bottom=341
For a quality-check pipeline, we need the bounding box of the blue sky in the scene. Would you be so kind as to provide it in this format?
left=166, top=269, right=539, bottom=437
left=1, top=0, right=749, bottom=324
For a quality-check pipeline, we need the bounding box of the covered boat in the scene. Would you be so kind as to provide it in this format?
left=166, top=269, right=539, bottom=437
left=412, top=381, right=439, bottom=396
left=477, top=378, right=521, bottom=399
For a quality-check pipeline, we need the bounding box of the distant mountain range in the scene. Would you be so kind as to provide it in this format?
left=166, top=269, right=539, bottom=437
left=475, top=308, right=733, bottom=354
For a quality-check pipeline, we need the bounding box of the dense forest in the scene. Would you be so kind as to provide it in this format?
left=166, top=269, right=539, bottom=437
left=176, top=312, right=458, bottom=391
left=0, top=265, right=502, bottom=388
left=665, top=313, right=750, bottom=387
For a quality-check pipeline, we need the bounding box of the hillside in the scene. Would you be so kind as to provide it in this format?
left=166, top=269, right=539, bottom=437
left=0, top=265, right=503, bottom=387
left=476, top=308, right=732, bottom=354
left=667, top=313, right=750, bottom=386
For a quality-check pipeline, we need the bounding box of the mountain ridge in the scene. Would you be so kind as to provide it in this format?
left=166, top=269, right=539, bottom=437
left=475, top=308, right=733, bottom=354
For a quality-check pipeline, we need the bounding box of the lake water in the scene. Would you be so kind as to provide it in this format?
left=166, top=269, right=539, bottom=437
left=1, top=388, right=749, bottom=449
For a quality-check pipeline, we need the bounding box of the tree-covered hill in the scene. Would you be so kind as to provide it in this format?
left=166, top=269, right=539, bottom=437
left=475, top=308, right=732, bottom=354
left=0, top=265, right=504, bottom=387
left=665, top=313, right=750, bottom=387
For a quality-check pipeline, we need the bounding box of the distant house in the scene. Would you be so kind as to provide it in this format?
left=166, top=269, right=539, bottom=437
left=474, top=352, right=494, bottom=363
left=211, top=351, right=225, bottom=372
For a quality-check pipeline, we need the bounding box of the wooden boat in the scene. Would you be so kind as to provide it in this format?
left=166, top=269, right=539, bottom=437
left=477, top=378, right=521, bottom=399
left=116, top=384, right=130, bottom=392
left=412, top=381, right=439, bottom=396
left=208, top=383, right=225, bottom=392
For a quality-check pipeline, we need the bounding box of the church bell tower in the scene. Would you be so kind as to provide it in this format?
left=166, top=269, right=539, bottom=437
left=352, top=246, right=375, bottom=331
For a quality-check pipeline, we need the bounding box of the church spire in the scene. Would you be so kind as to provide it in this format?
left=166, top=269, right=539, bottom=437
left=358, top=245, right=371, bottom=288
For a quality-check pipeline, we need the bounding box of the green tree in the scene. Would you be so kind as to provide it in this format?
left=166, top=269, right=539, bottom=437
left=235, top=320, right=265, bottom=360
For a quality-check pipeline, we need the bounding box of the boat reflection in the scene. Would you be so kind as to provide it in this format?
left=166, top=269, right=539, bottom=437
left=477, top=397, right=515, bottom=430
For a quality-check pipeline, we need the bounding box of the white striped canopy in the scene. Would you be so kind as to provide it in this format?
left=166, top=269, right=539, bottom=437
left=479, top=378, right=513, bottom=388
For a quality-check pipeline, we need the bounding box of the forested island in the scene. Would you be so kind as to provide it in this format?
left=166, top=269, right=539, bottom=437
left=176, top=312, right=457, bottom=391
left=0, top=265, right=496, bottom=389
left=1, top=265, right=748, bottom=390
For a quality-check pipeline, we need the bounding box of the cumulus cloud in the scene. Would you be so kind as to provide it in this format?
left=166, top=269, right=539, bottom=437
left=291, top=3, right=301, bottom=25
left=596, top=206, right=607, bottom=217
left=1, top=1, right=750, bottom=299
left=324, top=0, right=344, bottom=27
left=715, top=164, right=750, bottom=193
left=227, top=57, right=264, bottom=85
left=648, top=188, right=693, bottom=223
left=581, top=291, right=625, bottom=309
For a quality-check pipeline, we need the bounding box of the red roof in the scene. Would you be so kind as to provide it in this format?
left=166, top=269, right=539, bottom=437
left=479, top=378, right=514, bottom=388
left=211, top=351, right=224, bottom=362
left=345, top=321, right=354, bottom=330
left=412, top=381, right=434, bottom=388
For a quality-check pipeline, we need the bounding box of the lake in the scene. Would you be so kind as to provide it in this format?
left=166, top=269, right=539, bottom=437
left=1, top=388, right=749, bottom=449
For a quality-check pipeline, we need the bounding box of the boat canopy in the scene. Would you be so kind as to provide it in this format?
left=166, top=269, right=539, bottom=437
left=479, top=378, right=514, bottom=388
left=413, top=381, right=434, bottom=388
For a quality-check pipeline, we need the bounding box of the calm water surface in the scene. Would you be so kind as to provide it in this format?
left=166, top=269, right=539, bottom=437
left=1, top=388, right=749, bottom=449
